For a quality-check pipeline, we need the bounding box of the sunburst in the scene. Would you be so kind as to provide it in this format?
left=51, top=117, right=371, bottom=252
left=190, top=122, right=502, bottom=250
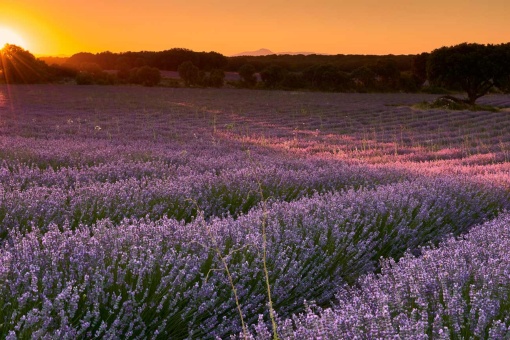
left=0, top=27, right=27, bottom=49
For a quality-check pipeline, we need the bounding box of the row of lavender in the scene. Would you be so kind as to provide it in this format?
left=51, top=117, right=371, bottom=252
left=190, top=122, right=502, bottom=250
left=245, top=212, right=510, bottom=339
left=2, top=86, right=509, bottom=163
left=0, top=135, right=415, bottom=238
left=1, top=177, right=508, bottom=338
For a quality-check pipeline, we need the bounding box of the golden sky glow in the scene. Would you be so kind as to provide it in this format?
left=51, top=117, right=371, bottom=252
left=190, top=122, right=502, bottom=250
left=1, top=0, right=509, bottom=56
left=0, top=27, right=27, bottom=48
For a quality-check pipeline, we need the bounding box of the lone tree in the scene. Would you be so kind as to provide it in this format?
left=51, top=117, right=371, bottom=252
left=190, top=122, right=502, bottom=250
left=205, top=69, right=225, bottom=88
left=238, top=63, right=257, bottom=87
left=178, top=61, right=199, bottom=86
left=134, top=66, right=161, bottom=87
left=427, top=43, right=510, bottom=104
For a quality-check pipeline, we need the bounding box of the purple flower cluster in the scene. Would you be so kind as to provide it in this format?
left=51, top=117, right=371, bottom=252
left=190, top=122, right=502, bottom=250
left=0, top=150, right=414, bottom=237
left=1, top=85, right=509, bottom=338
left=0, top=177, right=507, bottom=338
left=245, top=212, right=510, bottom=339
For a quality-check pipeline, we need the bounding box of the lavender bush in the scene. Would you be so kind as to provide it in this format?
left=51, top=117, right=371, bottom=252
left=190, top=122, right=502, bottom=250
left=0, top=155, right=413, bottom=237
left=245, top=212, right=510, bottom=339
left=1, top=85, right=509, bottom=338
left=0, top=178, right=507, bottom=338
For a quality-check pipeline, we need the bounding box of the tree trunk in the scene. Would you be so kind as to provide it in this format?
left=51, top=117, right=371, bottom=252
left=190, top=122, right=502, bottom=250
left=466, top=91, right=479, bottom=105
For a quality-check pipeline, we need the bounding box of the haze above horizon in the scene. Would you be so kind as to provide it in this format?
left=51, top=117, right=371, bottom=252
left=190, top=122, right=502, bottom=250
left=1, top=0, right=509, bottom=57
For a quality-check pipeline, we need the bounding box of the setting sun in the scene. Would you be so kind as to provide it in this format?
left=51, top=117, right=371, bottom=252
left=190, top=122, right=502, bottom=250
left=0, top=27, right=27, bottom=49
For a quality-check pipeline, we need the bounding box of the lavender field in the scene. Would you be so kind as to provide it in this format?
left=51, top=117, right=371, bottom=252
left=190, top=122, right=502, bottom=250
left=0, top=85, right=509, bottom=339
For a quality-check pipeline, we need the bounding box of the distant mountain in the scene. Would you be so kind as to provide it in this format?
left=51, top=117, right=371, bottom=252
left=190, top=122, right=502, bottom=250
left=231, top=48, right=275, bottom=57
left=231, top=48, right=324, bottom=57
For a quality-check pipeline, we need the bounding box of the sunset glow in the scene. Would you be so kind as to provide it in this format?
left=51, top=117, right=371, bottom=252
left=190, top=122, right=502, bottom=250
left=0, top=27, right=27, bottom=49
left=1, top=1, right=509, bottom=56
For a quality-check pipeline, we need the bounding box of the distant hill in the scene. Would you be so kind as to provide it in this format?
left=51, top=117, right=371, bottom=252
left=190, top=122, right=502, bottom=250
left=231, top=48, right=322, bottom=57
left=231, top=48, right=275, bottom=57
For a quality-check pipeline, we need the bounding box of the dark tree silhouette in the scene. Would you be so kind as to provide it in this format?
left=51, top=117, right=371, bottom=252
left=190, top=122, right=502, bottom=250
left=303, top=64, right=351, bottom=91
left=197, top=51, right=228, bottom=71
left=495, top=43, right=510, bottom=94
left=47, top=64, right=78, bottom=80
left=178, top=61, right=200, bottom=86
left=78, top=62, right=103, bottom=75
left=64, top=52, right=97, bottom=68
left=63, top=48, right=228, bottom=73
left=428, top=43, right=510, bottom=104
left=411, top=52, right=429, bottom=86
left=0, top=44, right=50, bottom=83
left=157, top=49, right=199, bottom=70
left=134, top=66, right=161, bottom=87
left=372, top=59, right=400, bottom=90
left=205, top=69, right=225, bottom=87
left=281, top=72, right=306, bottom=89
left=351, top=66, right=377, bottom=91
left=227, top=54, right=414, bottom=74
left=238, top=63, right=257, bottom=87
left=95, top=51, right=118, bottom=70
left=74, top=61, right=115, bottom=85
left=260, top=64, right=286, bottom=88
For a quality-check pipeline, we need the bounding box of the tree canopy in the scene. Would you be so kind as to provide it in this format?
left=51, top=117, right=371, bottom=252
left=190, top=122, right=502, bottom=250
left=238, top=63, right=257, bottom=87
left=178, top=61, right=200, bottom=86
left=133, top=66, right=161, bottom=87
left=427, top=43, right=510, bottom=104
left=260, top=64, right=287, bottom=88
left=64, top=48, right=228, bottom=72
left=0, top=44, right=50, bottom=83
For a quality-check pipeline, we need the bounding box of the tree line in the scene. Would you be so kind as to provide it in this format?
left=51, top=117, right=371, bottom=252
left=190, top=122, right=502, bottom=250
left=63, top=49, right=227, bottom=72
left=2, top=43, right=510, bottom=103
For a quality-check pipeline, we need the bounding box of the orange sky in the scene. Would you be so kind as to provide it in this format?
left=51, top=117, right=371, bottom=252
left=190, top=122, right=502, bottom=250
left=1, top=0, right=509, bottom=56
